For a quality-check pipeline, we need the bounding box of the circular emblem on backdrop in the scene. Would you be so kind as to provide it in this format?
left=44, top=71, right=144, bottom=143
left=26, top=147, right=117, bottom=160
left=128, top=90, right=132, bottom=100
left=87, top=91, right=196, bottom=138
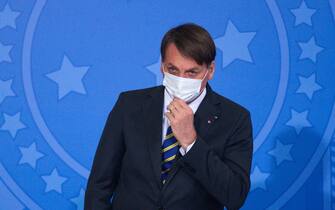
left=0, top=0, right=334, bottom=209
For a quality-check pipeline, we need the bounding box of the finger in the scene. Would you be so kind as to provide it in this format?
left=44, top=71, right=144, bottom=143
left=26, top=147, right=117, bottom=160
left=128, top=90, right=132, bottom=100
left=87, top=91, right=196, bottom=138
left=165, top=111, right=175, bottom=121
left=168, top=103, right=180, bottom=113
left=173, top=98, right=190, bottom=112
left=173, top=97, right=188, bottom=107
left=166, top=104, right=174, bottom=114
left=171, top=99, right=185, bottom=111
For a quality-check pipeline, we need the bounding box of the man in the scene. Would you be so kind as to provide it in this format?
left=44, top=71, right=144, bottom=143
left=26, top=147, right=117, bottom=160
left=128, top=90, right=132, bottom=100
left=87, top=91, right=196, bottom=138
left=84, top=23, right=253, bottom=210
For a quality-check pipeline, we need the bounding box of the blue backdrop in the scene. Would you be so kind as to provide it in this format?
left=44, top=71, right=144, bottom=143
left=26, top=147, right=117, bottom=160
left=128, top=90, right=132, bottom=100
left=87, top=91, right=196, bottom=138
left=0, top=0, right=334, bottom=209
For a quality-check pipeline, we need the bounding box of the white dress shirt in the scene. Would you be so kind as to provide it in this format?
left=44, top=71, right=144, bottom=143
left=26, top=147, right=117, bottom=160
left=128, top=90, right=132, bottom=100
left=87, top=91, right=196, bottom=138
left=162, top=87, right=207, bottom=156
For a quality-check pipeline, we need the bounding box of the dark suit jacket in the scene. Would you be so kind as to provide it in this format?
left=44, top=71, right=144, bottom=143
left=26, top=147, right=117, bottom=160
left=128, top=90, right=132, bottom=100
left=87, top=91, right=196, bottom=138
left=84, top=84, right=253, bottom=210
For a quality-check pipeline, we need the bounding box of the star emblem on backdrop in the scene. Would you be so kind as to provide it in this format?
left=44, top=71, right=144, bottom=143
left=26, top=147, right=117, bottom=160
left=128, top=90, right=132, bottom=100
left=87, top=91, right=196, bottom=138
left=286, top=109, right=312, bottom=135
left=268, top=139, right=294, bottom=166
left=0, top=3, right=20, bottom=29
left=0, top=41, right=13, bottom=63
left=42, top=168, right=67, bottom=193
left=19, top=142, right=44, bottom=169
left=70, top=188, right=85, bottom=210
left=0, top=78, right=16, bottom=104
left=46, top=55, right=90, bottom=100
left=146, top=57, right=162, bottom=85
left=0, top=112, right=26, bottom=138
left=298, top=37, right=323, bottom=63
left=291, top=0, right=316, bottom=26
left=250, top=165, right=270, bottom=191
left=296, top=73, right=322, bottom=100
left=214, top=21, right=256, bottom=69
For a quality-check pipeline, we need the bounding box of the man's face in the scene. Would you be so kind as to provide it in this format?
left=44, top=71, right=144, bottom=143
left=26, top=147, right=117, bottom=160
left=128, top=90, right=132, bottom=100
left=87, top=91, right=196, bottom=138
left=161, top=43, right=215, bottom=92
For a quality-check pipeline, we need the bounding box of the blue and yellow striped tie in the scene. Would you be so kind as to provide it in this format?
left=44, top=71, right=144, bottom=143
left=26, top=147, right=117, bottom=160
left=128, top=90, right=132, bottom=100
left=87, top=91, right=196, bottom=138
left=161, top=126, right=180, bottom=184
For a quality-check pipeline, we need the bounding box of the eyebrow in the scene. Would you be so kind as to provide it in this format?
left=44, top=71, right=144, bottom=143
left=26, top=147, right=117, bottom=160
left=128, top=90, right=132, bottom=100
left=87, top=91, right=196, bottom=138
left=166, top=63, right=201, bottom=72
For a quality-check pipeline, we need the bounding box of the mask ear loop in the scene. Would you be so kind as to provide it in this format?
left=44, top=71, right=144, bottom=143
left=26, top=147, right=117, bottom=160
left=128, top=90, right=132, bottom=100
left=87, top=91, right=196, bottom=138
left=199, top=69, right=210, bottom=92
left=161, top=63, right=166, bottom=74
left=201, top=69, right=209, bottom=81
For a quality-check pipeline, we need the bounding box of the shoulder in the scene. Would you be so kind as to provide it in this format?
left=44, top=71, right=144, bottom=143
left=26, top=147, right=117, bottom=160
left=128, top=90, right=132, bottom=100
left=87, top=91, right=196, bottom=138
left=113, top=85, right=163, bottom=113
left=210, top=88, right=250, bottom=119
left=209, top=89, right=252, bottom=137
left=119, top=85, right=163, bottom=100
left=121, top=85, right=163, bottom=96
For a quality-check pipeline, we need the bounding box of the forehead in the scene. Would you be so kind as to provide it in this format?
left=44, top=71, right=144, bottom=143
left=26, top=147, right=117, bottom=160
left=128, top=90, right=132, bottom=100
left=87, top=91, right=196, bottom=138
left=164, top=43, right=201, bottom=69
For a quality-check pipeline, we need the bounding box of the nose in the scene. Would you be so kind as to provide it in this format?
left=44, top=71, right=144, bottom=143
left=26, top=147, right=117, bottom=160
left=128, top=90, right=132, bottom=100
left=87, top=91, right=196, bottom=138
left=179, top=73, right=189, bottom=78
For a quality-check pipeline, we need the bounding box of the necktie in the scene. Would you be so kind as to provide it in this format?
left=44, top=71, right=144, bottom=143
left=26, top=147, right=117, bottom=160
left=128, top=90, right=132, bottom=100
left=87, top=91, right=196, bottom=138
left=161, top=126, right=180, bottom=184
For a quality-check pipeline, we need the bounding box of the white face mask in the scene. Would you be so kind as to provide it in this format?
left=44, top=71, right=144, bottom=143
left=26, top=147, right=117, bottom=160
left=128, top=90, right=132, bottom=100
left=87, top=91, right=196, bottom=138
left=162, top=70, right=208, bottom=103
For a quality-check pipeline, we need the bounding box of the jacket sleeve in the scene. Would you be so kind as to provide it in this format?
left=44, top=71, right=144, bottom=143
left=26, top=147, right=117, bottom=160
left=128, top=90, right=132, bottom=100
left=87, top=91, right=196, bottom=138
left=84, top=93, right=125, bottom=210
left=178, top=110, right=253, bottom=210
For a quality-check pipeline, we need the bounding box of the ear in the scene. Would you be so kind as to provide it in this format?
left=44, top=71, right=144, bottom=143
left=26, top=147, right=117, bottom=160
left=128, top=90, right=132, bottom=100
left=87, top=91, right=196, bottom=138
left=208, top=61, right=215, bottom=80
left=161, top=58, right=167, bottom=73
left=160, top=62, right=164, bottom=74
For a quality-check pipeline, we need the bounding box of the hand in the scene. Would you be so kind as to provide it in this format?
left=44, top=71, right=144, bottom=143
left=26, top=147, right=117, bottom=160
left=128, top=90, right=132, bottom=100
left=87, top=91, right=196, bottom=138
left=165, top=98, right=197, bottom=149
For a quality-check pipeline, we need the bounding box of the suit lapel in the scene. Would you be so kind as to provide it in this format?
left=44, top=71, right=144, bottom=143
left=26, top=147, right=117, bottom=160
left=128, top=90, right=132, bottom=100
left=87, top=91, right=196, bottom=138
left=142, top=86, right=165, bottom=190
left=193, top=84, right=221, bottom=140
left=161, top=84, right=222, bottom=190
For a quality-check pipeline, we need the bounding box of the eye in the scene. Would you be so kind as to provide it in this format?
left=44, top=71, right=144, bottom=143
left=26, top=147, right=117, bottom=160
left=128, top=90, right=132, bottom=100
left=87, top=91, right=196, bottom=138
left=167, top=67, right=178, bottom=74
left=187, top=71, right=197, bottom=77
